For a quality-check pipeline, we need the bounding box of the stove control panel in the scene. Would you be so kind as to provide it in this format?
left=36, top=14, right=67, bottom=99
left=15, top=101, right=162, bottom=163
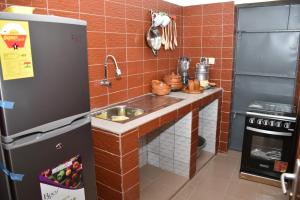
left=246, top=116, right=296, bottom=132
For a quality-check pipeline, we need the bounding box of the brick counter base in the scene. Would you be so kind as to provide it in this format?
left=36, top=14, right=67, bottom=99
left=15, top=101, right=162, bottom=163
left=92, top=90, right=222, bottom=200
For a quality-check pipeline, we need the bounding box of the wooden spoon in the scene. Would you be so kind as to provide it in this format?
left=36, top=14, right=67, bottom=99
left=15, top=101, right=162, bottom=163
left=169, top=21, right=173, bottom=50
left=161, top=26, right=165, bottom=45
left=165, top=25, right=169, bottom=50
left=174, top=20, right=178, bottom=47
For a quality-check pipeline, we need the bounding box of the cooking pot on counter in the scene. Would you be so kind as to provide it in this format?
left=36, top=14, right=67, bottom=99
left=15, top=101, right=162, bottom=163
left=163, top=72, right=183, bottom=91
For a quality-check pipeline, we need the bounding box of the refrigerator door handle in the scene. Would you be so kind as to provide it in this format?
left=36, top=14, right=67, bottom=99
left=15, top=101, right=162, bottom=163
left=2, top=116, right=91, bottom=150
left=281, top=173, right=296, bottom=194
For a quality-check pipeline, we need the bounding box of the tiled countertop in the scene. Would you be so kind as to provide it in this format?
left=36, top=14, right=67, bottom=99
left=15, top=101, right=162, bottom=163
left=91, top=88, right=222, bottom=135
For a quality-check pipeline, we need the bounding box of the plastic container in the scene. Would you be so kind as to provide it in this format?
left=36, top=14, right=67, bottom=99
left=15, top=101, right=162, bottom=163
left=4, top=6, right=35, bottom=14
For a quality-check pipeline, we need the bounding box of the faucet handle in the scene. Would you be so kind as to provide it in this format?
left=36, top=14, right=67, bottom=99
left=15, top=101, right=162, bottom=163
left=100, top=79, right=112, bottom=87
left=115, top=67, right=122, bottom=78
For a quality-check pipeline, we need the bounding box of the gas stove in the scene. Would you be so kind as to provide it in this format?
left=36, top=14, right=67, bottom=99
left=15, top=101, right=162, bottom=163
left=240, top=100, right=298, bottom=185
left=247, top=101, right=296, bottom=121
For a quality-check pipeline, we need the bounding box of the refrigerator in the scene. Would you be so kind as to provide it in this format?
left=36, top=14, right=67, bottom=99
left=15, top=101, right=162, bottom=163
left=0, top=12, right=97, bottom=200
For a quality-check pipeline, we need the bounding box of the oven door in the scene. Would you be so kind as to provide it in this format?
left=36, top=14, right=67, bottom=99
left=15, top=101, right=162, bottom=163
left=241, top=126, right=294, bottom=180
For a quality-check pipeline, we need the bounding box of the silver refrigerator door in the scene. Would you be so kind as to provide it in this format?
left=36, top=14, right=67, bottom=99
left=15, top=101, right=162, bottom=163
left=3, top=117, right=97, bottom=200
left=0, top=142, right=11, bottom=200
left=0, top=14, right=90, bottom=140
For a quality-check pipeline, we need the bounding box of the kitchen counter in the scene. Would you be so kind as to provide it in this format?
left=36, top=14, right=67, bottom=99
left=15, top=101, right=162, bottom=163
left=91, top=88, right=222, bottom=135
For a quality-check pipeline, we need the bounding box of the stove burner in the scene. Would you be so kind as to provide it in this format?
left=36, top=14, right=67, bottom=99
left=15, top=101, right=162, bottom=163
left=248, top=101, right=295, bottom=117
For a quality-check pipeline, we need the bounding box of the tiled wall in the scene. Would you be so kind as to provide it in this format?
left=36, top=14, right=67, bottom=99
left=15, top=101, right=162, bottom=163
left=199, top=99, right=218, bottom=154
left=182, top=2, right=235, bottom=152
left=0, top=0, right=183, bottom=109
left=1, top=0, right=235, bottom=151
left=138, top=112, right=192, bottom=178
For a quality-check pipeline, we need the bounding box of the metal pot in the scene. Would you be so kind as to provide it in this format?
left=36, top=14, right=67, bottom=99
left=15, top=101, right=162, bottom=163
left=195, top=63, right=209, bottom=81
left=146, top=26, right=162, bottom=56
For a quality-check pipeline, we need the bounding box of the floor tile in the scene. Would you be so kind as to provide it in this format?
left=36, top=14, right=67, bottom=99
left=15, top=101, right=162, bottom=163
left=140, top=164, right=188, bottom=200
left=196, top=150, right=214, bottom=171
left=172, top=150, right=288, bottom=200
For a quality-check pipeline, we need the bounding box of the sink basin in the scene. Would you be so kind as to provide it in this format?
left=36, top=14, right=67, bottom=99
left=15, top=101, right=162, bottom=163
left=92, top=94, right=183, bottom=123
left=93, top=105, right=144, bottom=122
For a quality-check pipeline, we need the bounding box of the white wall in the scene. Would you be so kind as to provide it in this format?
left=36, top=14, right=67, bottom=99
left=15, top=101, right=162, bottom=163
left=163, top=0, right=281, bottom=6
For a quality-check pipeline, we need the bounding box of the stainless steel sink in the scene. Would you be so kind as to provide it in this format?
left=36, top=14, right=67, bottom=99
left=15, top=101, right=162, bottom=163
left=93, top=105, right=144, bottom=122
left=92, top=94, right=183, bottom=123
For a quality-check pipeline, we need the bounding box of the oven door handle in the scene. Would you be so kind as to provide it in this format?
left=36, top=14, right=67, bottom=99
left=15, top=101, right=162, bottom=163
left=246, top=126, right=292, bottom=137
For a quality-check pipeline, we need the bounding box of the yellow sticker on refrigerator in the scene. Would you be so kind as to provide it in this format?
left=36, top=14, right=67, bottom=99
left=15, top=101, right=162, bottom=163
left=0, top=20, right=34, bottom=80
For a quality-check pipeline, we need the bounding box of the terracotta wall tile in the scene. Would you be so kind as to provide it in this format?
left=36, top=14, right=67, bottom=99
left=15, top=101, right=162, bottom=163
left=178, top=104, right=192, bottom=118
left=92, top=129, right=120, bottom=155
left=184, top=16, right=202, bottom=27
left=105, top=1, right=125, bottom=18
left=139, top=119, right=160, bottom=137
left=96, top=182, right=122, bottom=200
left=121, top=130, right=139, bottom=155
left=223, top=13, right=234, bottom=25
left=124, top=183, right=140, bottom=200
left=143, top=72, right=157, bottom=85
left=128, top=86, right=143, bottom=99
left=106, top=48, right=127, bottom=62
left=108, top=77, right=128, bottom=93
left=127, top=61, right=143, bottom=75
left=126, top=0, right=142, bottom=7
left=126, top=4, right=143, bottom=20
left=87, top=32, right=106, bottom=49
left=144, top=59, right=158, bottom=73
left=203, top=14, right=222, bottom=26
left=143, top=0, right=157, bottom=9
left=88, top=49, right=106, bottom=65
left=182, top=1, right=235, bottom=152
left=202, top=37, right=222, bottom=47
left=223, top=1, right=235, bottom=13
left=127, top=47, right=144, bottom=61
left=106, top=18, right=126, bottom=33
left=126, top=19, right=144, bottom=34
left=122, top=149, right=138, bottom=174
left=90, top=95, right=108, bottom=109
left=109, top=90, right=128, bottom=104
left=183, top=5, right=202, bottom=16
left=203, top=3, right=223, bottom=15
left=122, top=168, right=139, bottom=191
left=80, top=14, right=105, bottom=32
left=93, top=147, right=121, bottom=174
left=160, top=110, right=177, bottom=126
left=89, top=81, right=107, bottom=97
left=202, top=25, right=222, bottom=36
left=95, top=165, right=122, bottom=191
left=80, top=0, right=104, bottom=15
left=48, top=0, right=79, bottom=12
left=48, top=10, right=79, bottom=18
left=127, top=34, right=144, bottom=48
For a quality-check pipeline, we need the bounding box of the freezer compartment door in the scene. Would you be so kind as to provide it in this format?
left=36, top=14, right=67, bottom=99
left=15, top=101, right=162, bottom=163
left=5, top=123, right=97, bottom=200
left=0, top=20, right=89, bottom=137
left=0, top=143, right=11, bottom=200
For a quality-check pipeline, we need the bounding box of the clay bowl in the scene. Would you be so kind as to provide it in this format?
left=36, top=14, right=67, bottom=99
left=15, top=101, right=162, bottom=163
left=152, top=80, right=171, bottom=96
left=163, top=72, right=183, bottom=91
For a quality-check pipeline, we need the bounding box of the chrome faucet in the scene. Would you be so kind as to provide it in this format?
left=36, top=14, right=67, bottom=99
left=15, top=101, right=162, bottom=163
left=100, top=55, right=122, bottom=87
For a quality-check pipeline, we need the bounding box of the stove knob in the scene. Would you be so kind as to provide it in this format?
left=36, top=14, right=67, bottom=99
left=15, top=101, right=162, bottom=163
left=257, top=119, right=263, bottom=125
left=249, top=118, right=255, bottom=124
left=284, top=122, right=291, bottom=129
left=263, top=120, right=268, bottom=126
left=269, top=120, right=275, bottom=127
left=275, top=121, right=282, bottom=128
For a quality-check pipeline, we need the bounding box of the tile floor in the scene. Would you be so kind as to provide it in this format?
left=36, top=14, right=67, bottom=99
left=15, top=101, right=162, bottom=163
left=172, top=150, right=288, bottom=200
left=196, top=149, right=214, bottom=171
left=140, top=165, right=188, bottom=200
